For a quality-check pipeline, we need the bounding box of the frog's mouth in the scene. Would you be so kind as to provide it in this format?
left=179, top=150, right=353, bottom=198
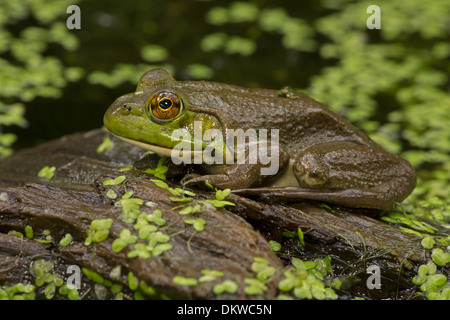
left=107, top=131, right=206, bottom=159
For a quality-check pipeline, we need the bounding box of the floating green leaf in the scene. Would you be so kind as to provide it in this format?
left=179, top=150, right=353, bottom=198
left=59, top=233, right=72, bottom=246
left=215, top=188, right=231, bottom=201
left=173, top=276, right=198, bottom=287
left=85, top=218, right=113, bottom=245
left=128, top=272, right=139, bottom=290
left=96, top=137, right=114, bottom=153
left=199, top=269, right=224, bottom=283
left=184, top=218, right=206, bottom=231
left=204, top=199, right=235, bottom=208
left=297, top=227, right=305, bottom=246
left=141, top=45, right=168, bottom=62
left=103, top=175, right=127, bottom=186
left=24, top=225, right=33, bottom=239
left=268, top=240, right=281, bottom=252
left=431, top=248, right=450, bottom=266
left=421, top=236, right=436, bottom=250
left=112, top=228, right=137, bottom=252
left=151, top=179, right=169, bottom=189
left=128, top=243, right=151, bottom=259
left=144, top=157, right=169, bottom=180
left=213, top=280, right=238, bottom=294
left=37, top=166, right=55, bottom=179
left=152, top=243, right=173, bottom=256
left=244, top=278, right=267, bottom=295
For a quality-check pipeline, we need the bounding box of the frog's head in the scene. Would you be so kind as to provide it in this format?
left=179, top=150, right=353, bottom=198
left=103, top=69, right=224, bottom=158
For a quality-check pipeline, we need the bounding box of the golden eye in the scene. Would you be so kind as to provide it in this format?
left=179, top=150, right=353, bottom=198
left=149, top=91, right=183, bottom=120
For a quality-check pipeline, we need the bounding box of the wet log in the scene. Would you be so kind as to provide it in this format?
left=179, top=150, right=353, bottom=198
left=0, top=129, right=432, bottom=299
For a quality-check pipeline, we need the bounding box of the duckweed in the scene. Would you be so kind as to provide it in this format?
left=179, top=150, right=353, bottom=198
left=139, top=281, right=156, bottom=296
left=122, top=229, right=172, bottom=259
left=178, top=203, right=202, bottom=215
left=268, top=240, right=281, bottom=252
left=251, top=257, right=276, bottom=282
left=184, top=218, right=206, bottom=231
left=178, top=205, right=197, bottom=215
left=277, top=256, right=337, bottom=300
left=96, top=137, right=114, bottom=153
left=106, top=188, right=118, bottom=199
left=128, top=243, right=151, bottom=259
left=121, top=190, right=134, bottom=199
left=399, top=227, right=425, bottom=237
left=58, top=284, right=80, bottom=300
left=119, top=166, right=134, bottom=172
left=137, top=224, right=158, bottom=240
left=244, top=278, right=268, bottom=295
left=85, top=218, right=113, bottom=245
left=146, top=209, right=166, bottom=226
left=110, top=283, right=123, bottom=294
left=118, top=197, right=144, bottom=223
left=431, top=248, right=450, bottom=266
left=213, top=280, right=238, bottom=294
left=406, top=198, right=450, bottom=224
left=37, top=166, right=55, bottom=179
left=111, top=229, right=137, bottom=252
left=148, top=231, right=170, bottom=248
left=277, top=294, right=294, bottom=300
left=128, top=272, right=139, bottom=290
left=24, top=225, right=33, bottom=239
left=421, top=236, right=436, bottom=250
left=152, top=177, right=196, bottom=201
left=204, top=199, right=235, bottom=208
left=215, top=188, right=231, bottom=201
left=8, top=230, right=23, bottom=238
left=278, top=270, right=302, bottom=292
left=150, top=179, right=169, bottom=189
left=33, top=229, right=54, bottom=244
left=103, top=175, right=127, bottom=186
left=199, top=269, right=224, bottom=283
left=412, top=260, right=450, bottom=300
left=143, top=156, right=168, bottom=180
left=381, top=212, right=439, bottom=234
left=0, top=283, right=36, bottom=300
left=170, top=197, right=193, bottom=203
left=173, top=276, right=198, bottom=287
left=297, top=227, right=305, bottom=246
left=59, top=233, right=72, bottom=246
left=82, top=268, right=106, bottom=284
left=31, top=260, right=64, bottom=299
left=152, top=243, right=173, bottom=256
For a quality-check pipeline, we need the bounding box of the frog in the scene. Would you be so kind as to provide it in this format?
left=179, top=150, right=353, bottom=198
left=103, top=68, right=416, bottom=210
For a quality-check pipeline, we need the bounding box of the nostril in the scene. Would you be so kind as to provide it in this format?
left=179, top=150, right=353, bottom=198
left=122, top=104, right=132, bottom=112
left=309, top=172, right=319, bottom=178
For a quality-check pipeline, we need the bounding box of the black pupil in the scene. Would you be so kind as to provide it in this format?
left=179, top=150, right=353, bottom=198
left=159, top=98, right=172, bottom=110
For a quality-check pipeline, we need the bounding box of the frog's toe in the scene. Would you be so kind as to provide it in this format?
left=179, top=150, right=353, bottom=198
left=181, top=173, right=203, bottom=186
left=182, top=173, right=239, bottom=190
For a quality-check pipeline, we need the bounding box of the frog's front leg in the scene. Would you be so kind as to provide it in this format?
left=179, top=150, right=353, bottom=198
left=237, top=141, right=416, bottom=210
left=182, top=142, right=290, bottom=189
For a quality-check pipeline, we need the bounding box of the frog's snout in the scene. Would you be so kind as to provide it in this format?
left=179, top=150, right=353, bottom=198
left=103, top=102, right=119, bottom=129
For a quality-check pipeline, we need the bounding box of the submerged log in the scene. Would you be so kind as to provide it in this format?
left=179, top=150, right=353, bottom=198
left=0, top=129, right=434, bottom=299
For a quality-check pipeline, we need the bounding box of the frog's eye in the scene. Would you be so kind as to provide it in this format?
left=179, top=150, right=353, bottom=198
left=149, top=91, right=183, bottom=121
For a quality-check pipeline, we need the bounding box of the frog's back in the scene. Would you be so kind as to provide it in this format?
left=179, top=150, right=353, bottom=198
left=174, top=80, right=377, bottom=152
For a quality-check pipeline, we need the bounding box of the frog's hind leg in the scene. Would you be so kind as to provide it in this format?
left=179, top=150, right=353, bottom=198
left=235, top=141, right=416, bottom=210
left=233, top=183, right=411, bottom=210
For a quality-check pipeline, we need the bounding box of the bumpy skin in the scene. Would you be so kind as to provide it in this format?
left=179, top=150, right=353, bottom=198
left=104, top=69, right=416, bottom=210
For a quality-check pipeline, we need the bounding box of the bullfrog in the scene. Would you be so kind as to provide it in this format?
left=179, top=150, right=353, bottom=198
left=104, top=68, right=416, bottom=210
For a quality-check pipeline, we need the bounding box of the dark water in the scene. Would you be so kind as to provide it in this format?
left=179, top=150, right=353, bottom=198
left=9, top=0, right=331, bottom=150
